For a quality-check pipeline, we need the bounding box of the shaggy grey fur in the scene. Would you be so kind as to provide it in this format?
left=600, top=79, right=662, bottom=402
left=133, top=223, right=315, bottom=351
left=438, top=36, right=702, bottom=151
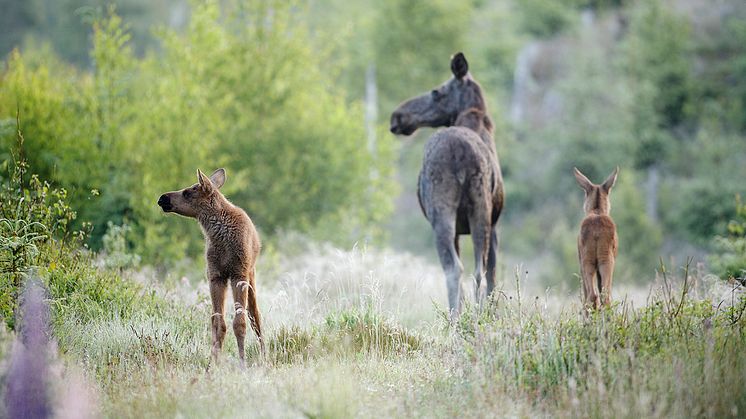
left=390, top=53, right=504, bottom=316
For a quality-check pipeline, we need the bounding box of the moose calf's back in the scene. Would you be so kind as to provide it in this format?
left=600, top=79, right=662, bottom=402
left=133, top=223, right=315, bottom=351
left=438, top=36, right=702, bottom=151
left=201, top=206, right=260, bottom=277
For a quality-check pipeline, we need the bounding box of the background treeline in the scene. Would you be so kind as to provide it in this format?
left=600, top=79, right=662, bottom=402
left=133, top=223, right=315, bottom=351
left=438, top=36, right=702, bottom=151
left=1, top=0, right=745, bottom=286
left=0, top=1, right=396, bottom=265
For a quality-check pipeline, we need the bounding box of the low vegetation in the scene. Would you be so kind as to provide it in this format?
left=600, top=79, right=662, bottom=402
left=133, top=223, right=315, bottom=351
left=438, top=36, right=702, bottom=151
left=1, top=156, right=744, bottom=417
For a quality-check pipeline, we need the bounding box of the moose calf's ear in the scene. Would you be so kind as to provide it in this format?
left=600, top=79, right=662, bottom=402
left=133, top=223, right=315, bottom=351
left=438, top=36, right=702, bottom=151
left=451, top=52, right=469, bottom=80
left=602, top=166, right=619, bottom=192
left=210, top=168, right=226, bottom=189
left=573, top=167, right=593, bottom=192
left=197, top=169, right=214, bottom=192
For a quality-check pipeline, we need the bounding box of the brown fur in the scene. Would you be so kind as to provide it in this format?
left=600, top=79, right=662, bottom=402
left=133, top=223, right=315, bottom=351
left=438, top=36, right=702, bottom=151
left=158, top=169, right=264, bottom=365
left=574, top=167, right=619, bottom=310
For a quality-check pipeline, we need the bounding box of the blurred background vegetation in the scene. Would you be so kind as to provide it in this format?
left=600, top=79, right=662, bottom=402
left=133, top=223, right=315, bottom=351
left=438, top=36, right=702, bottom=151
left=0, top=0, right=744, bottom=287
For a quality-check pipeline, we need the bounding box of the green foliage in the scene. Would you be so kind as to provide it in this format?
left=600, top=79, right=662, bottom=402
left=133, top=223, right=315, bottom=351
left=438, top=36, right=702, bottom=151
left=625, top=0, right=693, bottom=131
left=612, top=171, right=662, bottom=281
left=101, top=221, right=141, bottom=271
left=0, top=126, right=157, bottom=330
left=694, top=3, right=746, bottom=134
left=322, top=306, right=421, bottom=355
left=0, top=126, right=82, bottom=324
left=663, top=179, right=737, bottom=244
left=244, top=306, right=422, bottom=365
left=372, top=0, right=472, bottom=115
left=0, top=218, right=46, bottom=281
left=43, top=244, right=160, bottom=330
left=0, top=173, right=78, bottom=239
left=0, top=0, right=186, bottom=66
left=0, top=1, right=395, bottom=265
left=515, top=0, right=577, bottom=38
left=710, top=195, right=746, bottom=283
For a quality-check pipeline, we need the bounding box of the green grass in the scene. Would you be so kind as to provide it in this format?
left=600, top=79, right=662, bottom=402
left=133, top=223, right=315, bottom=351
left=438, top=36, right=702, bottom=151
left=1, top=241, right=745, bottom=418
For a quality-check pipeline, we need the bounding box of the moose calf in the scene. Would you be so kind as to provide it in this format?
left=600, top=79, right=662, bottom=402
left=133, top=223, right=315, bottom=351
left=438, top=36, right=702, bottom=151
left=158, top=169, right=264, bottom=365
left=574, top=167, right=619, bottom=310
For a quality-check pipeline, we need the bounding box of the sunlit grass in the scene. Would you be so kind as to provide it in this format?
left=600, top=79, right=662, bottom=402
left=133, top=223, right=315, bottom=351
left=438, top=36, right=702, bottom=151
left=2, top=240, right=745, bottom=418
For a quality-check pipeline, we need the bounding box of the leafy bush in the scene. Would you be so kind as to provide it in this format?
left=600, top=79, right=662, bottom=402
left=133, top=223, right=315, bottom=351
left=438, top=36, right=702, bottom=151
left=710, top=195, right=746, bottom=284
left=100, top=222, right=141, bottom=271
left=0, top=125, right=158, bottom=330
left=0, top=125, right=78, bottom=325
left=0, top=127, right=77, bottom=240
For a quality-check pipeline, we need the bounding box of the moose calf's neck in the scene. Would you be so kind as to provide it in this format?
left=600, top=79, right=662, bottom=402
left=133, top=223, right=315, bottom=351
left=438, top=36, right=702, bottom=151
left=197, top=195, right=240, bottom=243
left=454, top=107, right=496, bottom=154
left=584, top=188, right=611, bottom=217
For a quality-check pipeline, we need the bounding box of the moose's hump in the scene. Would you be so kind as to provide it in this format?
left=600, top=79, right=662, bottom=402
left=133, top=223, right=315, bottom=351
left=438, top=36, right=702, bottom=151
left=422, top=127, right=496, bottom=175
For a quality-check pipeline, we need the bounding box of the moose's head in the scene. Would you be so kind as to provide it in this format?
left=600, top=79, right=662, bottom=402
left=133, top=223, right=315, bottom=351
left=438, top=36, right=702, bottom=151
left=158, top=168, right=226, bottom=218
left=390, top=52, right=486, bottom=136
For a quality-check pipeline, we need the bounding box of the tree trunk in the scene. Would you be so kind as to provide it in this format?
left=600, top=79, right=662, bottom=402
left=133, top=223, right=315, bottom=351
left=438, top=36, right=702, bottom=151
left=646, top=165, right=659, bottom=223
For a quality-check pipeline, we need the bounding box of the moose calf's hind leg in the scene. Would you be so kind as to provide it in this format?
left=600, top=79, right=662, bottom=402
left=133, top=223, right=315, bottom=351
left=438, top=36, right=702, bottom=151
left=599, top=261, right=614, bottom=307
left=246, top=270, right=265, bottom=356
left=209, top=279, right=228, bottom=363
left=232, top=279, right=250, bottom=365
left=581, top=263, right=600, bottom=311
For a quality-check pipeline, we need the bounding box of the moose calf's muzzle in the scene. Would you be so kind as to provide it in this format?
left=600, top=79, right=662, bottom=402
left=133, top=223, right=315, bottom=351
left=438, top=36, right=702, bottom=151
left=157, top=194, right=172, bottom=212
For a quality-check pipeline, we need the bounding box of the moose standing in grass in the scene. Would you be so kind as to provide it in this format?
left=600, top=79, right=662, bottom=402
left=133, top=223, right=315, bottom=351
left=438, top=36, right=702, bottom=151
left=574, top=167, right=619, bottom=310
left=158, top=169, right=264, bottom=365
left=390, top=53, right=504, bottom=318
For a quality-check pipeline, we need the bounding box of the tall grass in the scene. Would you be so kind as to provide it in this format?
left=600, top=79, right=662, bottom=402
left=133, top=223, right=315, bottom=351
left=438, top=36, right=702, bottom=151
left=16, top=239, right=739, bottom=418
left=0, top=166, right=743, bottom=417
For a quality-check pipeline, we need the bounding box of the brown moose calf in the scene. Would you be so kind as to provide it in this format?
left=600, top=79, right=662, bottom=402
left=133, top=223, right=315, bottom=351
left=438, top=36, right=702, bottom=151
left=574, top=167, right=619, bottom=310
left=158, top=169, right=263, bottom=365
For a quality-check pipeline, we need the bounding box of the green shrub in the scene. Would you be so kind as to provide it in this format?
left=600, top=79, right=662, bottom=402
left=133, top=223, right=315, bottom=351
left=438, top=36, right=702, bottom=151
left=323, top=306, right=422, bottom=356
left=710, top=195, right=746, bottom=284
left=0, top=125, right=158, bottom=330
left=100, top=221, right=141, bottom=271
left=0, top=125, right=77, bottom=327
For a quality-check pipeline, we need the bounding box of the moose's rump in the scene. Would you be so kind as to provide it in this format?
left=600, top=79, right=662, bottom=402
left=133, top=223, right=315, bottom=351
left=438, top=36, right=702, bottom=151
left=578, top=215, right=618, bottom=264
left=417, top=127, right=501, bottom=234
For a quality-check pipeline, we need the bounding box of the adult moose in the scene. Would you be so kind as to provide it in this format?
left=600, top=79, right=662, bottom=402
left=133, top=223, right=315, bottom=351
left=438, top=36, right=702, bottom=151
left=390, top=53, right=504, bottom=318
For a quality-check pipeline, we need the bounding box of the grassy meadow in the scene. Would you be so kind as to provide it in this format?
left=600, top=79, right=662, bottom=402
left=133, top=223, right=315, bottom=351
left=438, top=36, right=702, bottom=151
left=2, top=230, right=744, bottom=418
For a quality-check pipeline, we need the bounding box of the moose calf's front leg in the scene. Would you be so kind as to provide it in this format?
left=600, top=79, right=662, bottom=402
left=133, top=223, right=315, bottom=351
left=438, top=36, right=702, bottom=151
left=210, top=279, right=228, bottom=363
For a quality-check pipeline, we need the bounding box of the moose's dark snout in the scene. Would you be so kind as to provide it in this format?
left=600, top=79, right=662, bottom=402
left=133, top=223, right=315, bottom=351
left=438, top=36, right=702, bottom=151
left=390, top=111, right=416, bottom=136
left=158, top=194, right=172, bottom=211
left=389, top=112, right=402, bottom=134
